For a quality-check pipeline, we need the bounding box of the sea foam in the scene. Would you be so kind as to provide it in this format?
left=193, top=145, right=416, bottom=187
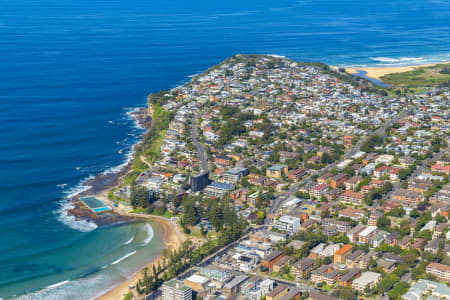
left=111, top=250, right=137, bottom=265
left=142, top=224, right=154, bottom=246
left=56, top=176, right=98, bottom=233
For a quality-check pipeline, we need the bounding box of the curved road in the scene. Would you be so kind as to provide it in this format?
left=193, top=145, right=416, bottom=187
left=191, top=113, right=209, bottom=173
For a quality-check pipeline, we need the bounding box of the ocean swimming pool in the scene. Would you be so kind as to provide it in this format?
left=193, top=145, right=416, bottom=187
left=80, top=196, right=111, bottom=213
left=93, top=207, right=112, bottom=213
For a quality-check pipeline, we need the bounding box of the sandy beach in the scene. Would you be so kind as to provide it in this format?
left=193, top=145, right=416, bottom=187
left=94, top=203, right=185, bottom=300
left=343, top=61, right=450, bottom=80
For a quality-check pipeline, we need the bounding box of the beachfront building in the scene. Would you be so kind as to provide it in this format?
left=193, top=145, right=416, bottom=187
left=162, top=279, right=193, bottom=300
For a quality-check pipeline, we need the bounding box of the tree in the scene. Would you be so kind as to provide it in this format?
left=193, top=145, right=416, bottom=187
left=209, top=202, right=223, bottom=231
left=410, top=208, right=420, bottom=218
left=388, top=207, right=406, bottom=217
left=417, top=229, right=432, bottom=240
left=183, top=200, right=199, bottom=226
left=377, top=216, right=391, bottom=231
left=130, top=183, right=150, bottom=208
left=388, top=281, right=410, bottom=300
left=321, top=152, right=333, bottom=164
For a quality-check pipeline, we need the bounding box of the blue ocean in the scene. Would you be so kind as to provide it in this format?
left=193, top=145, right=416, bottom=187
left=0, top=0, right=449, bottom=298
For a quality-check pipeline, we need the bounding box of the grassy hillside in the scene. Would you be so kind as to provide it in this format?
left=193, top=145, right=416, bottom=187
left=380, top=63, right=450, bottom=87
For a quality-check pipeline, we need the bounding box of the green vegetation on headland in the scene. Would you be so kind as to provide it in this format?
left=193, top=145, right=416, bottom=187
left=380, top=63, right=450, bottom=87
left=122, top=102, right=174, bottom=186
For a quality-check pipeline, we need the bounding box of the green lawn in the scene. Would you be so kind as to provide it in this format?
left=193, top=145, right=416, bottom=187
left=380, top=63, right=450, bottom=86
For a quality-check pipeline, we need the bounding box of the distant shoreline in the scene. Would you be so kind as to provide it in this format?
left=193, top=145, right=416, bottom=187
left=340, top=61, right=450, bottom=80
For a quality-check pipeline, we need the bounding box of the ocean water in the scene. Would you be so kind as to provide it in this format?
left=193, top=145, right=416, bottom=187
left=0, top=0, right=449, bottom=298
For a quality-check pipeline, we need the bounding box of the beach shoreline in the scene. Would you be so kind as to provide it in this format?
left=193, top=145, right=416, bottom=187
left=61, top=106, right=186, bottom=300
left=339, top=61, right=450, bottom=80
left=94, top=214, right=184, bottom=300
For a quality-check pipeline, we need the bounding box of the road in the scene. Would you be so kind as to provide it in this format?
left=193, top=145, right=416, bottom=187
left=191, top=113, right=209, bottom=173
left=387, top=149, right=448, bottom=199
left=272, top=109, right=411, bottom=215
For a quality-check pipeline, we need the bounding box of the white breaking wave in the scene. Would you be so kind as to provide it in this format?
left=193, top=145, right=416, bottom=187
left=142, top=224, right=154, bottom=246
left=101, top=107, right=146, bottom=176
left=268, top=54, right=286, bottom=58
left=57, top=200, right=98, bottom=233
left=111, top=250, right=137, bottom=265
left=370, top=56, right=424, bottom=64
left=56, top=176, right=98, bottom=233
left=56, top=183, right=67, bottom=189
left=125, top=107, right=145, bottom=130
left=46, top=280, right=70, bottom=290
left=124, top=232, right=135, bottom=245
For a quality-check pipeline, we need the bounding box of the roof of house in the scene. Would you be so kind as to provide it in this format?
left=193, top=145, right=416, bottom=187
left=335, top=244, right=353, bottom=256
left=352, top=271, right=381, bottom=286
left=340, top=268, right=362, bottom=282
left=427, top=262, right=450, bottom=272
left=267, top=164, right=287, bottom=171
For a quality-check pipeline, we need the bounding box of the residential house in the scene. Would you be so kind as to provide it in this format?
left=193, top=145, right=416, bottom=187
left=425, top=239, right=443, bottom=254
left=215, top=155, right=232, bottom=166
left=266, top=164, right=288, bottom=179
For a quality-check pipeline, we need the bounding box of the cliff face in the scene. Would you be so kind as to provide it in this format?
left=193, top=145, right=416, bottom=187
left=147, top=96, right=155, bottom=117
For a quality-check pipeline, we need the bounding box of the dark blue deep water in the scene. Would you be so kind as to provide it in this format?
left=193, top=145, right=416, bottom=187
left=0, top=0, right=449, bottom=298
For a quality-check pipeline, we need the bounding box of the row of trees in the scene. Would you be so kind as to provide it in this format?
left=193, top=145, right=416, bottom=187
left=137, top=218, right=248, bottom=295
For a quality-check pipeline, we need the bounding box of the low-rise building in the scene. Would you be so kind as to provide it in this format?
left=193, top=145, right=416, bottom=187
left=273, top=215, right=301, bottom=234
left=223, top=275, right=249, bottom=296
left=334, top=244, right=353, bottom=264
left=222, top=167, right=248, bottom=184
left=204, top=181, right=233, bottom=198
left=403, top=279, right=450, bottom=300
left=339, top=190, right=365, bottom=206
left=162, top=279, right=193, bottom=300
left=184, top=275, right=209, bottom=292
left=292, top=257, right=315, bottom=280
left=338, top=268, right=362, bottom=287
left=261, top=251, right=284, bottom=270
left=426, top=262, right=450, bottom=282
left=311, top=265, right=340, bottom=285
left=266, top=164, right=288, bottom=179
left=351, top=271, right=381, bottom=292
